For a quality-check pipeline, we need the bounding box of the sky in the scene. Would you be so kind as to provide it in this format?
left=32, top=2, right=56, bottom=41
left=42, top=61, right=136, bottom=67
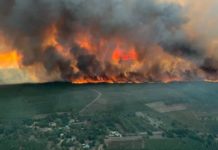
left=162, top=0, right=218, bottom=52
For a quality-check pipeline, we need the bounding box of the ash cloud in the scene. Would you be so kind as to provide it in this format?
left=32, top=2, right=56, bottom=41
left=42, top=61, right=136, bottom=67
left=0, top=0, right=212, bottom=82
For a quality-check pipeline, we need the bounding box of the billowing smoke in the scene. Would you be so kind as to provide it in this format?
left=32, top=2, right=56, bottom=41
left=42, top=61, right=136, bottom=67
left=0, top=0, right=217, bottom=83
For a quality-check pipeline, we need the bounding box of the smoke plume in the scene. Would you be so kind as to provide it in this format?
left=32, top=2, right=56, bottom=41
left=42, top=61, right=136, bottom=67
left=0, top=0, right=217, bottom=83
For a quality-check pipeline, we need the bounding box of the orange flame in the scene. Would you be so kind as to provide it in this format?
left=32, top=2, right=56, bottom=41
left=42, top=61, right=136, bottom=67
left=43, top=24, right=59, bottom=48
left=0, top=51, right=22, bottom=68
left=0, top=32, right=22, bottom=69
left=42, top=24, right=71, bottom=58
left=72, top=77, right=115, bottom=84
left=0, top=24, right=215, bottom=84
left=112, top=47, right=138, bottom=62
left=74, top=32, right=93, bottom=51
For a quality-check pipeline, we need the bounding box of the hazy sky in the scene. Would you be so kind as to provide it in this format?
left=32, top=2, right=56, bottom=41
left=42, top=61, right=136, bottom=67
left=161, top=0, right=218, bottom=52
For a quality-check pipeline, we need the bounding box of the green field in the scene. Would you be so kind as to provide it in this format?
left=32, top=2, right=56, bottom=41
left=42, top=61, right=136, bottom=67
left=0, top=83, right=97, bottom=120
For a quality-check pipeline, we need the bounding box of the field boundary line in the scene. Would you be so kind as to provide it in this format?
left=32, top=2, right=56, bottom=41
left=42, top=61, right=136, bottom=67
left=79, top=89, right=102, bottom=114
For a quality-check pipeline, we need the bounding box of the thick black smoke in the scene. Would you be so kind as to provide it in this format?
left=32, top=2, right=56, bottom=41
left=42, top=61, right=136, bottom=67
left=0, top=0, right=208, bottom=82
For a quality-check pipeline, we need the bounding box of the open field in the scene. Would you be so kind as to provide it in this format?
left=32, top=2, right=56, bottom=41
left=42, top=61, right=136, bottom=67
left=0, top=83, right=97, bottom=120
left=146, top=102, right=187, bottom=113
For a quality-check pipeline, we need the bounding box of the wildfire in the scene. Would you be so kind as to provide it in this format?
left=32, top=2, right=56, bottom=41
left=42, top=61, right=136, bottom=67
left=0, top=20, right=216, bottom=84
left=0, top=32, right=22, bottom=69
left=112, top=47, right=138, bottom=62
left=64, top=30, right=207, bottom=84
left=74, top=32, right=93, bottom=52
left=72, top=77, right=115, bottom=84
left=43, top=24, right=59, bottom=48
left=42, top=24, right=71, bottom=58
left=0, top=50, right=22, bottom=69
left=0, top=28, right=210, bottom=84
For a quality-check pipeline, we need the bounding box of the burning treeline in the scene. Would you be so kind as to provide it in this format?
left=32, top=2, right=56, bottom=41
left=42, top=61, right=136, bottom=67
left=0, top=0, right=218, bottom=83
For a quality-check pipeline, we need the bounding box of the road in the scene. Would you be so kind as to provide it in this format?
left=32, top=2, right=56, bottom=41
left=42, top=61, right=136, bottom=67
left=79, top=89, right=102, bottom=114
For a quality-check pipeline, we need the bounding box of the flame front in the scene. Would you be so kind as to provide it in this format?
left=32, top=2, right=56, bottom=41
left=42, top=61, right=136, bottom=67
left=0, top=51, right=21, bottom=69
left=0, top=0, right=218, bottom=84
left=0, top=26, right=213, bottom=84
left=0, top=32, right=22, bottom=69
left=112, top=48, right=138, bottom=62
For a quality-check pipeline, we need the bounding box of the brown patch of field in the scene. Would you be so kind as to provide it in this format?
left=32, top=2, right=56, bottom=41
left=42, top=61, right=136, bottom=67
left=104, top=136, right=144, bottom=150
left=146, top=101, right=187, bottom=113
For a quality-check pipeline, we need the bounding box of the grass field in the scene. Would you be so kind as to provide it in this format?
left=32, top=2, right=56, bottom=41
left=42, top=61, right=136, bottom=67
left=0, top=83, right=97, bottom=120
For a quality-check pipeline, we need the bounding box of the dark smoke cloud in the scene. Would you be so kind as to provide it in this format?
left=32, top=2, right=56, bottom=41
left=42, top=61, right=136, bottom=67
left=0, top=0, right=209, bottom=82
left=77, top=54, right=102, bottom=77
left=0, top=0, right=15, bottom=17
left=201, top=58, right=218, bottom=74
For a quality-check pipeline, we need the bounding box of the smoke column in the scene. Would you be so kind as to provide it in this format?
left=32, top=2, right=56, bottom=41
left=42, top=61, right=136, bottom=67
left=0, top=0, right=217, bottom=84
